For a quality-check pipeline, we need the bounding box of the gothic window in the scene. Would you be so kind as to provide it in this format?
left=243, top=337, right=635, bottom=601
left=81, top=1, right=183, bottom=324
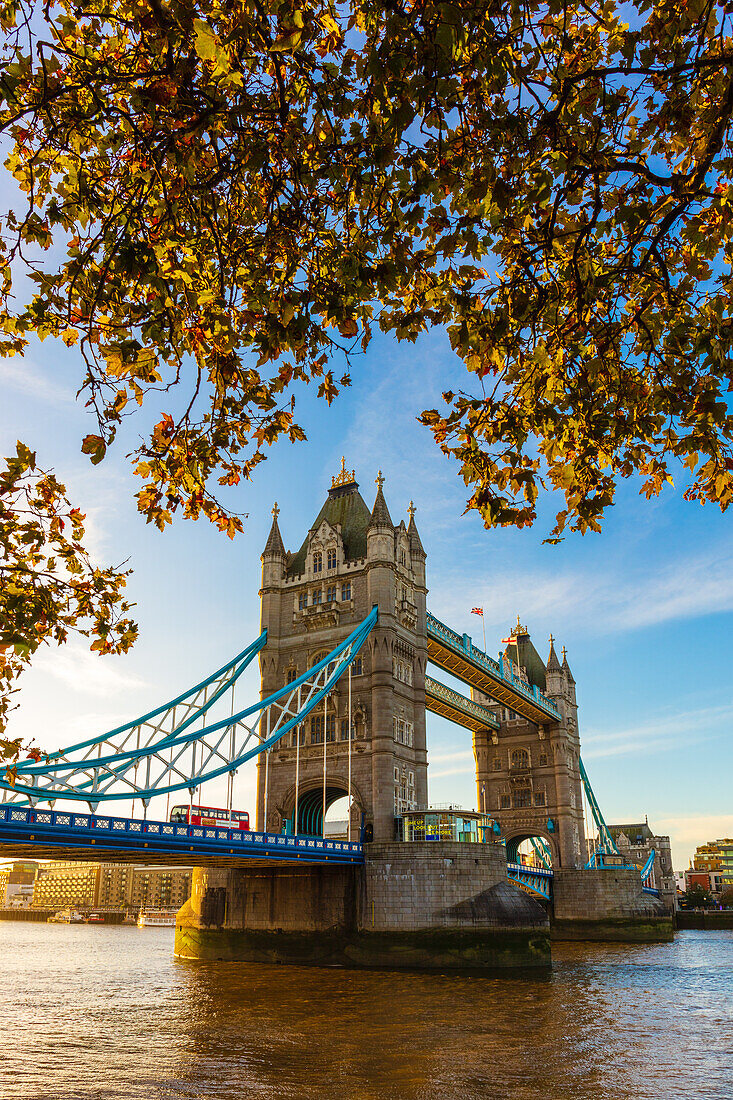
left=286, top=668, right=297, bottom=683
left=310, top=715, right=335, bottom=743
left=326, top=585, right=337, bottom=603
left=511, top=748, right=530, bottom=770
left=327, top=548, right=337, bottom=570
left=393, top=716, right=414, bottom=747
left=313, top=551, right=323, bottom=573
left=400, top=548, right=406, bottom=566
left=513, top=785, right=532, bottom=809
left=500, top=794, right=511, bottom=810
left=312, top=589, right=322, bottom=605
left=298, top=593, right=307, bottom=610
left=341, top=581, right=352, bottom=601
left=393, top=658, right=413, bottom=685
left=340, top=718, right=353, bottom=741
left=534, top=792, right=546, bottom=807
left=492, top=757, right=501, bottom=771
left=352, top=656, right=363, bottom=676
left=539, top=752, right=548, bottom=767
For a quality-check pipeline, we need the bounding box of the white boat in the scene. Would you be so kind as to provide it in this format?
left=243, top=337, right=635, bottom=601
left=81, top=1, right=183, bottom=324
left=137, top=908, right=177, bottom=927
left=48, top=909, right=85, bottom=924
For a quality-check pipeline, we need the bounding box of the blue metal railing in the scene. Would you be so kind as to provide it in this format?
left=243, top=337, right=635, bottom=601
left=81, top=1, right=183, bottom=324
left=0, top=806, right=363, bottom=864
left=507, top=861, right=553, bottom=900
left=426, top=612, right=560, bottom=718
left=424, top=676, right=500, bottom=729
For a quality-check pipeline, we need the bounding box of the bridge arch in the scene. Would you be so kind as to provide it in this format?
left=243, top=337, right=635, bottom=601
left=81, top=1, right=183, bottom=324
left=279, top=776, right=365, bottom=838
left=505, top=829, right=559, bottom=869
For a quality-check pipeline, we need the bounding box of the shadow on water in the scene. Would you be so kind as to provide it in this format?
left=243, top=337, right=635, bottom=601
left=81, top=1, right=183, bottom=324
left=0, top=924, right=731, bottom=1100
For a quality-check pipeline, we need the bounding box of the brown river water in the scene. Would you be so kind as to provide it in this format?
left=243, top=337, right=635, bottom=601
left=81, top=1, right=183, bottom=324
left=0, top=923, right=731, bottom=1100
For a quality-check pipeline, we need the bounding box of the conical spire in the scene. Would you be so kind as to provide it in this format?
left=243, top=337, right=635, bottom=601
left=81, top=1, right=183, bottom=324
left=562, top=646, right=575, bottom=683
left=263, top=502, right=285, bottom=557
left=546, top=634, right=562, bottom=672
left=368, top=470, right=393, bottom=528
left=407, top=500, right=425, bottom=555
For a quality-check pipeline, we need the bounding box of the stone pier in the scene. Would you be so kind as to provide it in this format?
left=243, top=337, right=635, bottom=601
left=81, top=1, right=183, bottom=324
left=551, top=868, right=673, bottom=942
left=174, top=842, right=551, bottom=970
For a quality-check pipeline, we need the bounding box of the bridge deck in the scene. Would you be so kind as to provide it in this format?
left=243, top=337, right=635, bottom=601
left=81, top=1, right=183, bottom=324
left=425, top=676, right=499, bottom=734
left=427, top=613, right=560, bottom=725
left=0, top=806, right=363, bottom=867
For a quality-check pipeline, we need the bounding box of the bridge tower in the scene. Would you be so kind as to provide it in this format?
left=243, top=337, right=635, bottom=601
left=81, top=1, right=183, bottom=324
left=257, top=461, right=428, bottom=842
left=473, top=626, right=586, bottom=868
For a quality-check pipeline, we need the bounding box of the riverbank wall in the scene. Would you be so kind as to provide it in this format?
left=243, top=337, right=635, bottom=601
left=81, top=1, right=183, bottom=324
left=174, top=842, right=551, bottom=970
left=676, top=910, right=733, bottom=930
left=551, top=869, right=674, bottom=942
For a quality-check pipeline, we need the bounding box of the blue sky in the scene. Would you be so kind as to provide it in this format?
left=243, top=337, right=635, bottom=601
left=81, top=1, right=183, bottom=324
left=2, top=323, right=731, bottom=870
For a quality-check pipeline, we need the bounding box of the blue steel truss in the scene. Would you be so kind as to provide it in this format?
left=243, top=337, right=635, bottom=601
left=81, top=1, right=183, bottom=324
left=579, top=755, right=620, bottom=858
left=2, top=608, right=378, bottom=809
left=507, top=861, right=553, bottom=900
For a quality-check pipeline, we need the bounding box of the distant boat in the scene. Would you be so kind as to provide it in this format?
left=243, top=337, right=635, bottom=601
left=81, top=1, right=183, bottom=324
left=86, top=912, right=106, bottom=924
left=137, top=908, right=177, bottom=927
left=48, top=909, right=85, bottom=924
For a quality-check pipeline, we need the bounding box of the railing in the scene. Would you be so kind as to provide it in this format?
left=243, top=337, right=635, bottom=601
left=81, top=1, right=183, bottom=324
left=0, top=806, right=363, bottom=862
left=425, top=677, right=499, bottom=729
left=426, top=613, right=560, bottom=718
left=507, top=861, right=553, bottom=900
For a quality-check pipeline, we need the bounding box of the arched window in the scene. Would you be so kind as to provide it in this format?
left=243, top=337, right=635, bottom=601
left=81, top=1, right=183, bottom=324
left=511, top=748, right=530, bottom=770
left=327, top=548, right=337, bottom=570
left=313, top=551, right=323, bottom=573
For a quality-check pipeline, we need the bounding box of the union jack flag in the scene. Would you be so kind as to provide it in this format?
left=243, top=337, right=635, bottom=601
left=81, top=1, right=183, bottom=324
left=471, top=607, right=484, bottom=616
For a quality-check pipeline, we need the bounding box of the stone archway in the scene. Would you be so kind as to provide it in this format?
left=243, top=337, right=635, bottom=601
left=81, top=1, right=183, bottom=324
left=280, top=776, right=365, bottom=838
left=505, top=830, right=559, bottom=869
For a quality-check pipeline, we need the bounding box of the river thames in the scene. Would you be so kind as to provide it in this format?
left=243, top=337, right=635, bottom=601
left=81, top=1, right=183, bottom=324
left=0, top=923, right=730, bottom=1100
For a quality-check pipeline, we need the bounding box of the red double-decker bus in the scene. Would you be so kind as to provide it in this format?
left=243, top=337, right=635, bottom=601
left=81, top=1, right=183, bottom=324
left=169, top=804, right=250, bottom=829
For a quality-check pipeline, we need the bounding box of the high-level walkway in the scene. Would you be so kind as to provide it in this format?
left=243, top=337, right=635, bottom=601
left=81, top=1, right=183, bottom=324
left=426, top=613, right=561, bottom=725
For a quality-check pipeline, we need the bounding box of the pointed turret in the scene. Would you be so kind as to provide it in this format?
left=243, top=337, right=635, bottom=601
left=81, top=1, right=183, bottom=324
left=546, top=635, right=562, bottom=673
left=262, top=502, right=285, bottom=559
left=407, top=500, right=426, bottom=558
left=368, top=470, right=394, bottom=529
left=561, top=646, right=575, bottom=683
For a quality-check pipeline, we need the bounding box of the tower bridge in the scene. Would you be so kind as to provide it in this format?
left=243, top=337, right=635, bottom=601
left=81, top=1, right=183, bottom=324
left=0, top=460, right=672, bottom=967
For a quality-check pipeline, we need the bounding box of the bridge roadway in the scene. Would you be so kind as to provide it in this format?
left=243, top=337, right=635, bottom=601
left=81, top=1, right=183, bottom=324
left=0, top=805, right=363, bottom=867
left=424, top=676, right=499, bottom=735
left=426, top=613, right=561, bottom=725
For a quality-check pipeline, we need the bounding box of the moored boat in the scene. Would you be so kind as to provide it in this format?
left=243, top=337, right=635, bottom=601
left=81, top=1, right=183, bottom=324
left=137, top=908, right=177, bottom=927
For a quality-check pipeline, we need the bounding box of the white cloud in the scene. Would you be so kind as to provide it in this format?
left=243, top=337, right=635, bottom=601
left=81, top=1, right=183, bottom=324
left=654, top=813, right=733, bottom=871
left=432, top=541, right=733, bottom=642
left=31, top=639, right=146, bottom=699
left=0, top=356, right=75, bottom=406
left=581, top=702, right=733, bottom=760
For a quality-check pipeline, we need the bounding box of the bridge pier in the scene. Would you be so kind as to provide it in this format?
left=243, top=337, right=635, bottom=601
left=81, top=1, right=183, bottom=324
left=551, top=869, right=673, bottom=942
left=174, top=842, right=551, bottom=970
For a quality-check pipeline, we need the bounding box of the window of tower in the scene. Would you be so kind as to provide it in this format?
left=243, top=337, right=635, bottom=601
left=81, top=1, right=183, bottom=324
left=286, top=668, right=297, bottom=683
left=500, top=794, right=511, bottom=810
left=400, top=549, right=406, bottom=566
left=327, top=548, right=337, bottom=570
left=492, top=757, right=501, bottom=771
left=312, top=589, right=322, bottom=605
left=326, top=585, right=337, bottom=603
left=539, top=752, right=548, bottom=767
left=510, top=748, right=530, bottom=770
left=534, top=791, right=546, bottom=807
left=513, top=784, right=532, bottom=808
left=352, top=656, right=363, bottom=676
left=298, top=593, right=307, bottom=610
left=313, top=551, right=323, bottom=573
left=341, top=581, right=352, bottom=601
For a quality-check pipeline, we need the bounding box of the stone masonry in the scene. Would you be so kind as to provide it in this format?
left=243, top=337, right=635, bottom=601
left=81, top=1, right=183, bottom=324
left=257, top=462, right=428, bottom=842
left=472, top=629, right=587, bottom=869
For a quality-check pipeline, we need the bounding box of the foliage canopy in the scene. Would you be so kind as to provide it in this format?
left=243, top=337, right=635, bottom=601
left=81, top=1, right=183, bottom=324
left=0, top=442, right=137, bottom=741
left=0, top=0, right=732, bottom=544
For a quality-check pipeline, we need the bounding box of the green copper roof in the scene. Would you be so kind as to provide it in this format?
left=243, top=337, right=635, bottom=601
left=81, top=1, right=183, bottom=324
left=503, top=632, right=547, bottom=693
left=287, top=481, right=373, bottom=576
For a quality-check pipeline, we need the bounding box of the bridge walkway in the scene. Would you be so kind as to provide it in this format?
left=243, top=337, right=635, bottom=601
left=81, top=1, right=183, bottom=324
left=426, top=613, right=561, bottom=725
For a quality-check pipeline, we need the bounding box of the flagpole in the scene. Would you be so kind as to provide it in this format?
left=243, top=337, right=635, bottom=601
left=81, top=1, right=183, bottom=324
left=481, top=612, right=486, bottom=652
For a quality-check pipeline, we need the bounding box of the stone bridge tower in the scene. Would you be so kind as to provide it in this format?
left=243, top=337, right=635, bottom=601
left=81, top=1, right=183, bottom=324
left=473, top=626, right=586, bottom=868
left=257, top=461, right=428, bottom=842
